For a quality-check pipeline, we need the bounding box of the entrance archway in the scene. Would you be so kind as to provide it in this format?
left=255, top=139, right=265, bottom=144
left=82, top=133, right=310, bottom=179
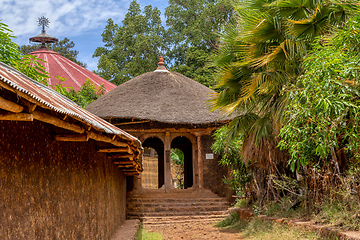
left=171, top=137, right=193, bottom=189
left=142, top=137, right=164, bottom=188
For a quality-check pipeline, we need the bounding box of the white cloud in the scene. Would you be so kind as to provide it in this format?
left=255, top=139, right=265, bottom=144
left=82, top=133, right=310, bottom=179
left=0, top=0, right=168, bottom=71
left=0, top=0, right=132, bottom=42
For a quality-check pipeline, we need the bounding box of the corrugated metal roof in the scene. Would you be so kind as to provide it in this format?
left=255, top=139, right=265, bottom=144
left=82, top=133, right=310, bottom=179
left=30, top=47, right=116, bottom=92
left=0, top=61, right=140, bottom=147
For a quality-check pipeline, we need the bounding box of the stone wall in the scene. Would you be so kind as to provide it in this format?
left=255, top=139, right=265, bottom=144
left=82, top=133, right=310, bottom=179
left=0, top=121, right=126, bottom=240
left=201, top=134, right=233, bottom=200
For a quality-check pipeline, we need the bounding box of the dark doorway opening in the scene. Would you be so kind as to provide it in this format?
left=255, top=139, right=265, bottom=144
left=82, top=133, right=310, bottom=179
left=171, top=137, right=193, bottom=189
left=142, top=137, right=164, bottom=188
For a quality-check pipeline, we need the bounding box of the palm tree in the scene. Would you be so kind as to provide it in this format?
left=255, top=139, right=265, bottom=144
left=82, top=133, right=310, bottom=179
left=211, top=0, right=358, bottom=195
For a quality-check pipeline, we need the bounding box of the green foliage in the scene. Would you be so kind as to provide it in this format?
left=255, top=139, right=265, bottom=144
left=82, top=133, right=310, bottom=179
left=170, top=148, right=185, bottom=189
left=20, top=37, right=87, bottom=68
left=0, top=21, right=21, bottom=65
left=94, top=0, right=166, bottom=85
left=170, top=148, right=184, bottom=166
left=53, top=76, right=105, bottom=108
left=71, top=79, right=106, bottom=108
left=165, top=0, right=234, bottom=87
left=136, top=226, right=163, bottom=240
left=212, top=126, right=251, bottom=195
left=278, top=14, right=360, bottom=172
left=211, top=0, right=358, bottom=206
left=0, top=21, right=51, bottom=83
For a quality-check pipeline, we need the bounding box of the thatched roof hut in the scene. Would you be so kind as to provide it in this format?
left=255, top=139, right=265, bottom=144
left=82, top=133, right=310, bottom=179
left=85, top=71, right=228, bottom=126
left=86, top=58, right=232, bottom=201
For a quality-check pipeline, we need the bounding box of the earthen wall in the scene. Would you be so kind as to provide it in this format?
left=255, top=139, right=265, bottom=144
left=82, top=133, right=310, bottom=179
left=0, top=121, right=126, bottom=240
left=202, top=134, right=233, bottom=201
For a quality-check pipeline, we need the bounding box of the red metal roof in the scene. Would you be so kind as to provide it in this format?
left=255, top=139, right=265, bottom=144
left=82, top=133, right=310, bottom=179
left=30, top=47, right=116, bottom=92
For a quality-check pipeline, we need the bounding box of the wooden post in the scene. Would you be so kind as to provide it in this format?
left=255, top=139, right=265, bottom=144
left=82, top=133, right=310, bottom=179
left=193, top=138, right=199, bottom=188
left=195, top=133, right=204, bottom=189
left=164, top=132, right=171, bottom=192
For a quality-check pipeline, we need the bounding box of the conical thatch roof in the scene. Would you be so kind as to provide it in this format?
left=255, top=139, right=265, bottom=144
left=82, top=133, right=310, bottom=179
left=86, top=71, right=227, bottom=125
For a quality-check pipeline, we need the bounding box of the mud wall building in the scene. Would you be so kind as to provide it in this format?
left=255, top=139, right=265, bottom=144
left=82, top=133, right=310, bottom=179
left=0, top=62, right=142, bottom=239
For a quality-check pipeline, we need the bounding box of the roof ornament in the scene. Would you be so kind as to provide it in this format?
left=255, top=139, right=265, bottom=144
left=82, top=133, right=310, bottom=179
left=38, top=16, right=50, bottom=34
left=154, top=56, right=169, bottom=72
left=29, top=16, right=58, bottom=48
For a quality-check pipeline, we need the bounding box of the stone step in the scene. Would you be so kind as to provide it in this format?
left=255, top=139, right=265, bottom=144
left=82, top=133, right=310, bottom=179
left=128, top=210, right=227, bottom=218
left=127, top=201, right=229, bottom=208
left=127, top=197, right=228, bottom=203
left=142, top=215, right=227, bottom=226
left=127, top=205, right=228, bottom=213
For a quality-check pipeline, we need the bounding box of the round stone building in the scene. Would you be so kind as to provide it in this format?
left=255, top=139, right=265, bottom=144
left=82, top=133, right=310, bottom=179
left=86, top=58, right=231, bottom=198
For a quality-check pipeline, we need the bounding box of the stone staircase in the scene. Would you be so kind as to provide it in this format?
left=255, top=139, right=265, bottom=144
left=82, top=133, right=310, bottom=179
left=126, top=189, right=230, bottom=226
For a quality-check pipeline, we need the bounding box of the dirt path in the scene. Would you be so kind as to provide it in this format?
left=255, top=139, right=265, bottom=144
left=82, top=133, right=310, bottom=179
left=146, top=221, right=243, bottom=240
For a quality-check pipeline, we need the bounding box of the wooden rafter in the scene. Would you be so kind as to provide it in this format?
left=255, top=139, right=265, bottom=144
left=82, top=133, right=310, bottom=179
left=0, top=96, right=24, bottom=113
left=55, top=134, right=89, bottom=142
left=0, top=112, right=33, bottom=121
left=113, top=160, right=134, bottom=165
left=98, top=146, right=132, bottom=154
left=108, top=153, right=134, bottom=159
left=33, top=111, right=85, bottom=134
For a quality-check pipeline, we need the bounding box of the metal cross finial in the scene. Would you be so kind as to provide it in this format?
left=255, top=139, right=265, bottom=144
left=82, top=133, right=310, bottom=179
left=37, top=16, right=50, bottom=34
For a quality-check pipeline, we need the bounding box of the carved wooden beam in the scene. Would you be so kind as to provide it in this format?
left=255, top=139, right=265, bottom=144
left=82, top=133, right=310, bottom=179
left=55, top=134, right=89, bottom=142
left=0, top=96, right=24, bottom=113
left=0, top=112, right=33, bottom=121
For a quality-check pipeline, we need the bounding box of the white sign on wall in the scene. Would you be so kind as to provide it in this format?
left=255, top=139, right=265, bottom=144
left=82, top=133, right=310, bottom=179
left=205, top=153, right=214, bottom=159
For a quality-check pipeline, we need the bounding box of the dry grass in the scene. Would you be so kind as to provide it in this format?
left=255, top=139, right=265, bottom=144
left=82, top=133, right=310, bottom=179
left=217, top=213, right=324, bottom=240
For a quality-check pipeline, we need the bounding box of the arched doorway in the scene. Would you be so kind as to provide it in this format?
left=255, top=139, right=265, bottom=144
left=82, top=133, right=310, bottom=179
left=142, top=137, right=164, bottom=188
left=171, top=137, right=193, bottom=189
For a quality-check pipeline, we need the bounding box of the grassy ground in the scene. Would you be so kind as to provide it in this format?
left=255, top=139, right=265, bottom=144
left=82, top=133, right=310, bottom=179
left=136, top=226, right=163, bottom=240
left=216, top=212, right=326, bottom=240
left=235, top=195, right=360, bottom=231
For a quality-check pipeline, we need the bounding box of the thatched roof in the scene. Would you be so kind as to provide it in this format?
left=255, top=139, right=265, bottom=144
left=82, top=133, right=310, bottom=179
left=86, top=71, right=227, bottom=125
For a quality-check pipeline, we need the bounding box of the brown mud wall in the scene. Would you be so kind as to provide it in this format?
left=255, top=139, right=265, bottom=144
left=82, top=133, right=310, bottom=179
left=201, top=134, right=233, bottom=201
left=0, top=121, right=126, bottom=240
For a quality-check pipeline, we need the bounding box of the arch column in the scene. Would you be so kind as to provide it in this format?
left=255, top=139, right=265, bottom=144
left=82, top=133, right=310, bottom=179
left=194, top=132, right=204, bottom=189
left=164, top=131, right=172, bottom=192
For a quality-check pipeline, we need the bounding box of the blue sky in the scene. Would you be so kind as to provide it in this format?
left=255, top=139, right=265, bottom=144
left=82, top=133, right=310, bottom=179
left=1, top=0, right=169, bottom=71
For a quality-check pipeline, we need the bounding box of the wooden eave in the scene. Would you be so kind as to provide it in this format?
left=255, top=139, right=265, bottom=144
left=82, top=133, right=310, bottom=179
left=0, top=82, right=142, bottom=176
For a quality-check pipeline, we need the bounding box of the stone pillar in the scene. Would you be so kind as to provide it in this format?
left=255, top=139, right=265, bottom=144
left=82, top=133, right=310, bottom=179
left=164, top=132, right=172, bottom=192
